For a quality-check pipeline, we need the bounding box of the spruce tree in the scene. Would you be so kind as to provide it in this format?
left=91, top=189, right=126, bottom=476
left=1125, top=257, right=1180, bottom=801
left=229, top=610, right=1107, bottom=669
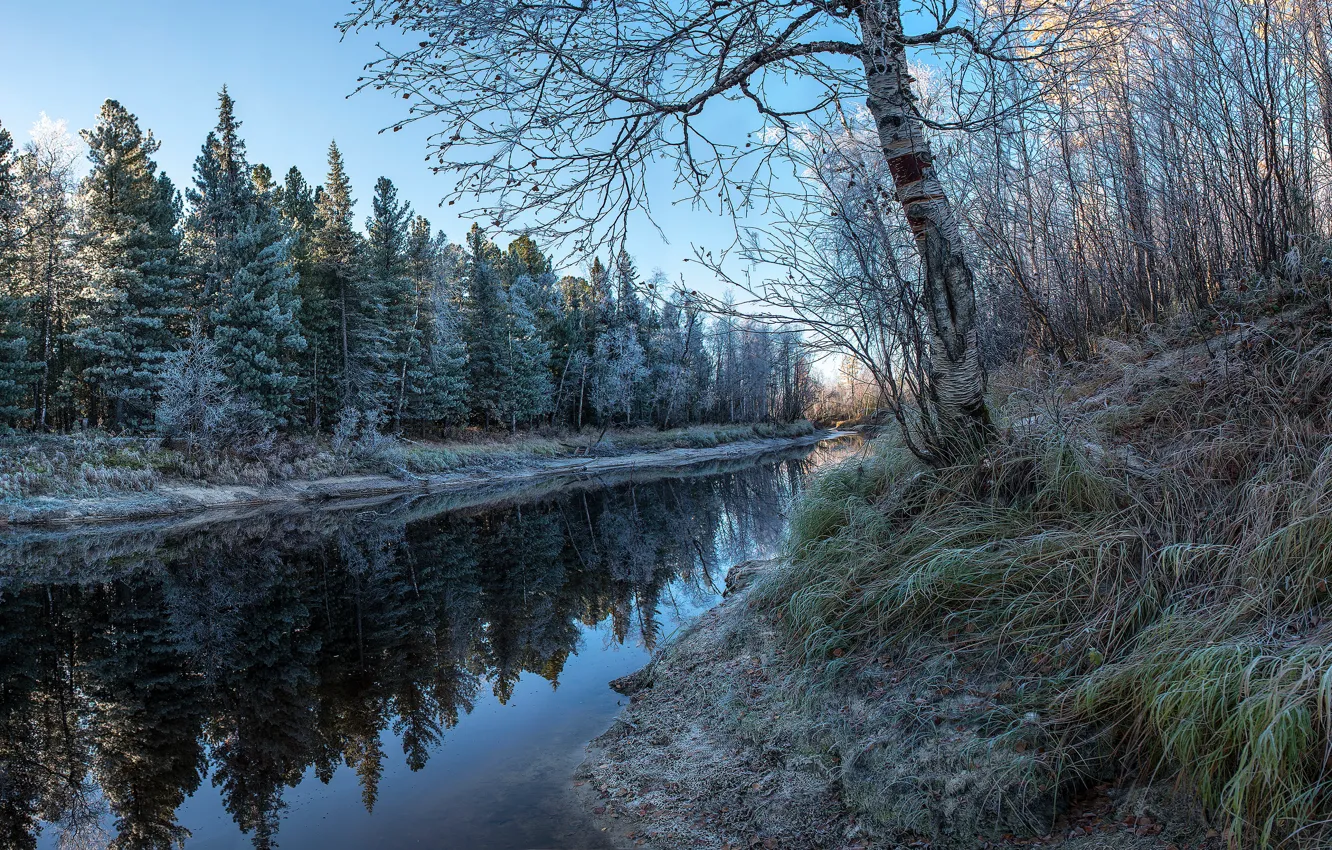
left=499, top=274, right=553, bottom=431
left=401, top=218, right=468, bottom=429
left=185, top=87, right=249, bottom=312
left=462, top=224, right=509, bottom=427
left=310, top=141, right=386, bottom=418
left=186, top=89, right=305, bottom=426
left=280, top=166, right=327, bottom=426
left=0, top=119, right=36, bottom=426
left=611, top=248, right=643, bottom=325
left=279, top=167, right=317, bottom=264
left=209, top=217, right=305, bottom=427
left=71, top=100, right=189, bottom=429
left=364, top=177, right=417, bottom=426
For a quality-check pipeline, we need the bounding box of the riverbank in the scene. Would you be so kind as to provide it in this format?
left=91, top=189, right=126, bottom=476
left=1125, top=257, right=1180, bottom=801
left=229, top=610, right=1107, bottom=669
left=579, top=296, right=1332, bottom=848
left=577, top=560, right=1212, bottom=850
left=1, top=422, right=833, bottom=526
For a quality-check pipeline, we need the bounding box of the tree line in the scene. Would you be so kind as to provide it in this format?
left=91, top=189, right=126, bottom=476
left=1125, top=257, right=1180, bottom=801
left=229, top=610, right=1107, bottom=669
left=0, top=91, right=816, bottom=444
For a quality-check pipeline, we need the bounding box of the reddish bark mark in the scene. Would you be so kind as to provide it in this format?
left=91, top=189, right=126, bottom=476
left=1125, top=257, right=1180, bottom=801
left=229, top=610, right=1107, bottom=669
left=887, top=151, right=932, bottom=188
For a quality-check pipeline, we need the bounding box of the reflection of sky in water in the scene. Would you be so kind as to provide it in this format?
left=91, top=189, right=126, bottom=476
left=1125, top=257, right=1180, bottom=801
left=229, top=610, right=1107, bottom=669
left=7, top=438, right=861, bottom=850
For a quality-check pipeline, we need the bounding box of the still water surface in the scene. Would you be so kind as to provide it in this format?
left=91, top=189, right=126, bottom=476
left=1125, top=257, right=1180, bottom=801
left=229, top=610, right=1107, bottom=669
left=1, top=437, right=859, bottom=849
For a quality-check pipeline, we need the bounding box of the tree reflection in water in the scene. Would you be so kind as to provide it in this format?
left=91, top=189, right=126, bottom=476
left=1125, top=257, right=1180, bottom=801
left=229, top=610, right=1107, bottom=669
left=0, top=442, right=855, bottom=849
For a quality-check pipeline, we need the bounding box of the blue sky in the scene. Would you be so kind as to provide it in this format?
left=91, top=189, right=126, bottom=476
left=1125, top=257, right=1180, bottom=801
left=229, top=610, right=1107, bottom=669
left=0, top=0, right=750, bottom=288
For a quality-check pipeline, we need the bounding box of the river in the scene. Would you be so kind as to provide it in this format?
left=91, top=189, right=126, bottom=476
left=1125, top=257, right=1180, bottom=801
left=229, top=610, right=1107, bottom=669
left=0, top=435, right=861, bottom=849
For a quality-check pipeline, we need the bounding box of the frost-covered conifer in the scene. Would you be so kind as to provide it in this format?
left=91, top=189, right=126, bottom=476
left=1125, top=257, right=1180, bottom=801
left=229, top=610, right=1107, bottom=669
left=308, top=141, right=387, bottom=415
left=71, top=100, right=189, bottom=428
left=186, top=89, right=305, bottom=426
left=400, top=218, right=469, bottom=428
left=499, top=273, right=553, bottom=430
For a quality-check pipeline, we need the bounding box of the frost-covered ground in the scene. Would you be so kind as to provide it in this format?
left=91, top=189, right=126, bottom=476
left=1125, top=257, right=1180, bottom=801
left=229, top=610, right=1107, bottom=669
left=578, top=560, right=1217, bottom=850
left=1, top=422, right=825, bottom=525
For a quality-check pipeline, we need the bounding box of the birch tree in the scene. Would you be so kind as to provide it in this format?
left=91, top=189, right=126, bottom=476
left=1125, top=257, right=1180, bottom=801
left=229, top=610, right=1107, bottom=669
left=16, top=115, right=80, bottom=430
left=340, top=0, right=1101, bottom=459
left=0, top=121, right=36, bottom=426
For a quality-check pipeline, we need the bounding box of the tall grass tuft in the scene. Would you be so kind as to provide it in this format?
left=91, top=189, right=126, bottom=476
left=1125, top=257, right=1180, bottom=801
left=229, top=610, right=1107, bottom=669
left=760, top=302, right=1332, bottom=846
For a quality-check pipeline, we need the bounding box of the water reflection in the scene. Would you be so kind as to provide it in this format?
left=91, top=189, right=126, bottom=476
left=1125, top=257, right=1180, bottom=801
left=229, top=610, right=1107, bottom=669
left=0, top=440, right=856, bottom=849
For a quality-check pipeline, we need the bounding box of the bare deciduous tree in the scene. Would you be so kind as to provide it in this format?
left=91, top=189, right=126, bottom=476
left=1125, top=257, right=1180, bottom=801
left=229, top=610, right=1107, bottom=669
left=340, top=0, right=1103, bottom=459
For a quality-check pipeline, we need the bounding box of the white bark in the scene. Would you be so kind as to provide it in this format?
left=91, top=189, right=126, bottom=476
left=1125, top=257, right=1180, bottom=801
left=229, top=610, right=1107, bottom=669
left=859, top=0, right=993, bottom=459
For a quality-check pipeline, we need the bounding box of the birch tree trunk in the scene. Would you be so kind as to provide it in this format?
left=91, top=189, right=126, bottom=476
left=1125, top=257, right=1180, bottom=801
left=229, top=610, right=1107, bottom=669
left=858, top=0, right=993, bottom=461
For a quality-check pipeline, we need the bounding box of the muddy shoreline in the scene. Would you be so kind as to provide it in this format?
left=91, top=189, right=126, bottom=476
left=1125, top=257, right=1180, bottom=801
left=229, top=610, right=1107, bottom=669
left=3, top=431, right=850, bottom=528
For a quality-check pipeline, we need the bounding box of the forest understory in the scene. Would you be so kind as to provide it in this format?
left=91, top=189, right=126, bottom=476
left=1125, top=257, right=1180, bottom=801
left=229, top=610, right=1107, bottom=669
left=581, top=282, right=1332, bottom=849
left=0, top=420, right=818, bottom=526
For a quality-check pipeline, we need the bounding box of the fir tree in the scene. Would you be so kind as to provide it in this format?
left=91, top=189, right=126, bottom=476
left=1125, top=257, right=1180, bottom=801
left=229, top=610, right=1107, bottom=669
left=71, top=100, right=189, bottom=428
left=185, top=87, right=250, bottom=313
left=278, top=166, right=317, bottom=263
left=209, top=216, right=305, bottom=426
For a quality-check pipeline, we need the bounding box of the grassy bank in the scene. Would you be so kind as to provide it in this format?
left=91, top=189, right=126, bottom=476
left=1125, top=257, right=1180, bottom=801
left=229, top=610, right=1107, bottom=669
left=0, top=421, right=816, bottom=503
left=752, top=295, right=1332, bottom=846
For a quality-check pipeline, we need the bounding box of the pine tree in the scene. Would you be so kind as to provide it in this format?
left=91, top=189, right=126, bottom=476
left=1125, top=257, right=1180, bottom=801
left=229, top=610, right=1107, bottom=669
left=0, top=119, right=37, bottom=426
left=503, top=234, right=551, bottom=284
left=70, top=100, right=189, bottom=429
left=250, top=163, right=276, bottom=198
left=186, top=89, right=305, bottom=426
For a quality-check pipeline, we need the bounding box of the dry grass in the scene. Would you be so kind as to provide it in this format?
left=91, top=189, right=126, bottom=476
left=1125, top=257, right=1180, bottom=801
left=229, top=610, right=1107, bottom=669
left=760, top=293, right=1332, bottom=846
left=0, top=433, right=168, bottom=499
left=0, top=422, right=817, bottom=501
